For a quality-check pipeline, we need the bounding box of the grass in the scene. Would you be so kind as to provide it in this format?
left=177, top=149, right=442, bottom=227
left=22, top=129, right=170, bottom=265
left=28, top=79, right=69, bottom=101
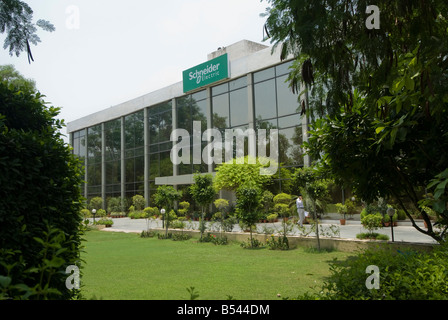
left=80, top=230, right=352, bottom=300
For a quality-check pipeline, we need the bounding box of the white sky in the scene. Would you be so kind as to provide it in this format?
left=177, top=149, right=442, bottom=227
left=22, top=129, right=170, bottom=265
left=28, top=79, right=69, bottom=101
left=0, top=0, right=271, bottom=141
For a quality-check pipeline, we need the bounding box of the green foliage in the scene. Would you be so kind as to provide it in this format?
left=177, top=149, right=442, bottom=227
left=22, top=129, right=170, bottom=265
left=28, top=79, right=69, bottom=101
left=240, top=238, right=263, bottom=249
left=187, top=287, right=199, bottom=300
left=0, top=81, right=83, bottom=299
left=177, top=201, right=190, bottom=217
left=213, top=156, right=275, bottom=192
left=190, top=173, right=215, bottom=239
left=213, top=198, right=229, bottom=212
left=236, top=183, right=262, bottom=247
left=356, top=233, right=389, bottom=241
left=154, top=185, right=181, bottom=212
left=107, top=197, right=127, bottom=214
left=96, top=218, right=113, bottom=226
left=317, top=245, right=448, bottom=300
left=335, top=203, right=347, bottom=218
left=0, top=64, right=36, bottom=92
left=190, top=174, right=215, bottom=213
left=89, top=197, right=103, bottom=211
left=80, top=209, right=91, bottom=218
left=361, top=213, right=384, bottom=235
left=132, top=195, right=145, bottom=211
left=261, top=190, right=274, bottom=216
left=266, top=235, right=289, bottom=250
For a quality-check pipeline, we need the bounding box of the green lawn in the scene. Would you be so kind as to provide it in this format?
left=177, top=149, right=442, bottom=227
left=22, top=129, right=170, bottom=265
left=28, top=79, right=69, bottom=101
left=80, top=230, right=352, bottom=300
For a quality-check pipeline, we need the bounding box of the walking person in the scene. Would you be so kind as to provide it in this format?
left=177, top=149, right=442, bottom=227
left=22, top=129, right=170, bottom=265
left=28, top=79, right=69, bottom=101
left=296, top=195, right=305, bottom=227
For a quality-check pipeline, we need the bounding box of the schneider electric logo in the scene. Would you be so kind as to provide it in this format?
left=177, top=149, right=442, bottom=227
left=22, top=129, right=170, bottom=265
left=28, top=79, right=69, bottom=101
left=189, top=61, right=222, bottom=85
left=183, top=54, right=229, bottom=93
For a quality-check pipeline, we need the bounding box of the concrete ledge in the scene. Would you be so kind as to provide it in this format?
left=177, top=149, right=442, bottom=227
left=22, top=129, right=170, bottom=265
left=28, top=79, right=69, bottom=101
left=108, top=227, right=437, bottom=253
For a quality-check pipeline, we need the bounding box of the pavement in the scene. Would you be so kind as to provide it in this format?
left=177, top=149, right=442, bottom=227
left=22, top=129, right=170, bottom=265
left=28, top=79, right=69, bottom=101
left=96, top=216, right=438, bottom=244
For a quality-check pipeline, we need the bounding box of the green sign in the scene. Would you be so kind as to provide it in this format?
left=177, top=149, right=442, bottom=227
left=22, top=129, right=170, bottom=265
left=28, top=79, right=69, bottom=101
left=183, top=54, right=229, bottom=93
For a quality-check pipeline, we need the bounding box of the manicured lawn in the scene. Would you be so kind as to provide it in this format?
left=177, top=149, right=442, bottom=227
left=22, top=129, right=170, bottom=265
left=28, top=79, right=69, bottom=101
left=80, top=230, right=352, bottom=300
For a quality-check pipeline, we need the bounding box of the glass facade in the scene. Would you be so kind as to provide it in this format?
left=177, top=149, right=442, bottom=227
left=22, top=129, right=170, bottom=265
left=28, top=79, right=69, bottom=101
left=71, top=59, right=305, bottom=205
left=125, top=111, right=144, bottom=203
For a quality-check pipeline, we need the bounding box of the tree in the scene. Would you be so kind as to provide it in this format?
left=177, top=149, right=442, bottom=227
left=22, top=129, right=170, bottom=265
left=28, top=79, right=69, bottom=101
left=263, top=0, right=448, bottom=243
left=0, top=64, right=36, bottom=92
left=0, top=0, right=55, bottom=62
left=0, top=79, right=84, bottom=299
left=293, top=166, right=331, bottom=251
left=235, top=183, right=262, bottom=247
left=154, top=185, right=181, bottom=237
left=190, top=173, right=216, bottom=240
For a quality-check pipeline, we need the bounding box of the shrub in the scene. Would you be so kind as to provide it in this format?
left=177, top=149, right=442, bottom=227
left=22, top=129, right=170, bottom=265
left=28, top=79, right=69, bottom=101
left=95, top=209, right=106, bottom=218
left=317, top=245, right=448, bottom=300
left=178, top=201, right=190, bottom=217
left=96, top=218, right=113, bottom=226
left=240, top=238, right=263, bottom=249
left=266, top=235, right=289, bottom=250
left=356, top=232, right=389, bottom=240
left=80, top=209, right=91, bottom=218
left=89, top=197, right=103, bottom=211
left=143, top=206, right=158, bottom=217
left=132, top=195, right=145, bottom=211
left=361, top=212, right=383, bottom=234
left=0, top=81, right=84, bottom=299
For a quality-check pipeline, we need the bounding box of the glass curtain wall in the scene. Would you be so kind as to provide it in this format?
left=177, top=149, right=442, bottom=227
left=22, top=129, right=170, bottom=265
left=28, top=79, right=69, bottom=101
left=211, top=77, right=249, bottom=165
left=176, top=91, right=208, bottom=175
left=253, top=60, right=302, bottom=193
left=125, top=111, right=144, bottom=205
left=148, top=100, right=173, bottom=202
left=86, top=124, right=102, bottom=199
left=104, top=119, right=121, bottom=199
left=71, top=129, right=86, bottom=193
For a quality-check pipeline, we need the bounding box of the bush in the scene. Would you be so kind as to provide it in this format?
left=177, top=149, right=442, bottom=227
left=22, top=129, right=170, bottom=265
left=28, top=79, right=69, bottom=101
left=240, top=238, right=263, bottom=249
left=96, top=218, right=113, bottom=226
left=361, top=212, right=383, bottom=234
left=316, top=245, right=448, bottom=300
left=0, top=81, right=84, bottom=299
left=266, top=235, right=289, bottom=250
left=356, top=232, right=389, bottom=240
left=80, top=209, right=91, bottom=218
left=132, top=195, right=145, bottom=211
left=267, top=213, right=278, bottom=222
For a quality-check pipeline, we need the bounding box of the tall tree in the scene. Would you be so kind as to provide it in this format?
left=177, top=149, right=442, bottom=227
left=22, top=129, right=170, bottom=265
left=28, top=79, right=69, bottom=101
left=263, top=0, right=448, bottom=242
left=0, top=0, right=55, bottom=62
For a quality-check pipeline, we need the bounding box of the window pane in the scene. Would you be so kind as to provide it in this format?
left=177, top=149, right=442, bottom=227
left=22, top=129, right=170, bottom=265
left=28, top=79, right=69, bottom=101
left=275, top=60, right=294, bottom=77
left=230, top=87, right=248, bottom=127
left=229, top=77, right=247, bottom=91
left=212, top=94, right=229, bottom=128
left=278, top=114, right=301, bottom=128
left=212, top=83, right=228, bottom=96
left=254, top=67, right=275, bottom=83
left=254, top=79, right=276, bottom=120
left=159, top=151, right=172, bottom=177
left=276, top=74, right=299, bottom=117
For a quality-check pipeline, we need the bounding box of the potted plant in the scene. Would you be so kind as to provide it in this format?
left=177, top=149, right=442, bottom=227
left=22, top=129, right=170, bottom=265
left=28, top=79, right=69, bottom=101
left=267, top=213, right=278, bottom=223
left=97, top=218, right=113, bottom=227
left=336, top=203, right=347, bottom=225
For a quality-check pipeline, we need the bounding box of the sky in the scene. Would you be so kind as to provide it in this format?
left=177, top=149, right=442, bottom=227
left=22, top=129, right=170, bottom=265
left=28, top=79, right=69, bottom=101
left=0, top=0, right=271, bottom=141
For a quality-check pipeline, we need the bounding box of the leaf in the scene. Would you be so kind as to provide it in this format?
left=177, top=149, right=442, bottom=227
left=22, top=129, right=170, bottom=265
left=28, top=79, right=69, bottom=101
left=0, top=275, right=12, bottom=288
left=405, top=77, right=414, bottom=91
left=375, top=127, right=385, bottom=134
